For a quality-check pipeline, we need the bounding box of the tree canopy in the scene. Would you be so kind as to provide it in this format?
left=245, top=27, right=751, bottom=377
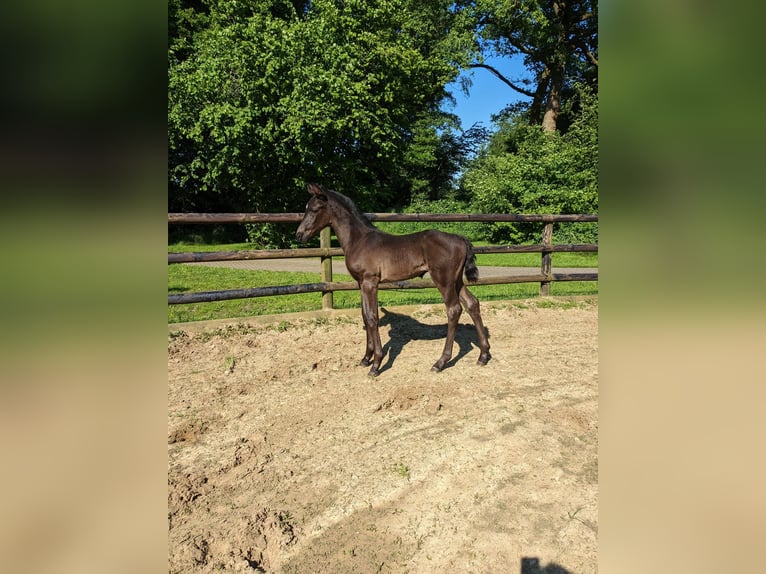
left=467, top=0, right=598, bottom=132
left=169, top=1, right=474, bottom=224
left=169, top=0, right=598, bottom=245
left=462, top=82, right=597, bottom=243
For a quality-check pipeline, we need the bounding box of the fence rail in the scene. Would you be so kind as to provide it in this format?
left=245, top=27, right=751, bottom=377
left=168, top=212, right=598, bottom=224
left=168, top=212, right=598, bottom=307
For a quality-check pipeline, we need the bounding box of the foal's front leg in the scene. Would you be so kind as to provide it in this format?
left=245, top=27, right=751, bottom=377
left=432, top=290, right=462, bottom=373
left=358, top=287, right=374, bottom=368
left=359, top=276, right=384, bottom=377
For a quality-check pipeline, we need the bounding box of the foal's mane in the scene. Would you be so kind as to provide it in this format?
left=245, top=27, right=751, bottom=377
left=325, top=188, right=376, bottom=230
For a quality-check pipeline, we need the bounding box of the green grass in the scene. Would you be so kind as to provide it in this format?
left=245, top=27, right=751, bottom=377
left=168, top=242, right=597, bottom=323
left=169, top=242, right=598, bottom=267
left=168, top=265, right=337, bottom=322
left=168, top=266, right=597, bottom=323
left=393, top=462, right=411, bottom=480
left=474, top=248, right=598, bottom=268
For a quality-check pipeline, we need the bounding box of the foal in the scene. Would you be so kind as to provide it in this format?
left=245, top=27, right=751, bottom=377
left=296, top=183, right=491, bottom=377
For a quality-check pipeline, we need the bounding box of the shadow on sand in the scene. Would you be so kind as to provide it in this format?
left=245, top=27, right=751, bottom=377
left=520, top=557, right=573, bottom=574
left=376, top=307, right=490, bottom=374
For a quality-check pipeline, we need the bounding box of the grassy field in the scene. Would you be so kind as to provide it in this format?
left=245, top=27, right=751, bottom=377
left=168, top=241, right=598, bottom=267
left=168, top=243, right=598, bottom=323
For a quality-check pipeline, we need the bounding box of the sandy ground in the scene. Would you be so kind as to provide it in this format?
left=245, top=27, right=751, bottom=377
left=168, top=297, right=598, bottom=573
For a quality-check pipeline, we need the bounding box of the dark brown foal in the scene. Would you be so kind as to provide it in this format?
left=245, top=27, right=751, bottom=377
left=296, top=183, right=491, bottom=376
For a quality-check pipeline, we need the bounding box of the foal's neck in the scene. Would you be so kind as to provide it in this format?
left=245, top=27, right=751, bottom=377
left=330, top=202, right=373, bottom=249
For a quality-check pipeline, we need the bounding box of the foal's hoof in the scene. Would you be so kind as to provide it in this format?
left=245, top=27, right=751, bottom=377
left=477, top=353, right=491, bottom=366
left=431, top=363, right=444, bottom=373
left=367, top=367, right=380, bottom=378
left=359, top=357, right=372, bottom=367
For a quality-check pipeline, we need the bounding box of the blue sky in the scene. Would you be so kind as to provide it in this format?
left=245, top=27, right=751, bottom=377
left=442, top=55, right=531, bottom=131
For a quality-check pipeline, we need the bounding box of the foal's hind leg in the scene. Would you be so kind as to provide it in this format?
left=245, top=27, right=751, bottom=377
left=459, top=285, right=491, bottom=365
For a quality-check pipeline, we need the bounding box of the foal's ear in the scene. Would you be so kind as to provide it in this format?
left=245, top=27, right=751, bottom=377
left=306, top=182, right=328, bottom=201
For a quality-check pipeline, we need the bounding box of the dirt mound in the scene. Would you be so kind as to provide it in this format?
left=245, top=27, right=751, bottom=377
left=168, top=298, right=598, bottom=573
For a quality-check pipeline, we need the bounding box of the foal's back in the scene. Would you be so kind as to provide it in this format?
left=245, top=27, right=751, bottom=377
left=346, top=228, right=468, bottom=283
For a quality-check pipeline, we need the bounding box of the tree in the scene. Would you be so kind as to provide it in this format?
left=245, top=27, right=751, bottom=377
left=401, top=114, right=490, bottom=203
left=168, top=0, right=476, bottom=244
left=462, top=83, right=597, bottom=243
left=467, top=0, right=598, bottom=132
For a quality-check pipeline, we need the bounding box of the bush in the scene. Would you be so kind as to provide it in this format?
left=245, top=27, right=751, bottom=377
left=462, top=84, right=598, bottom=244
left=376, top=196, right=484, bottom=240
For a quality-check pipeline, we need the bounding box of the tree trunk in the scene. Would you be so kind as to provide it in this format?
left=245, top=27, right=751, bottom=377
left=541, top=75, right=560, bottom=132
left=541, top=1, right=567, bottom=133
left=529, top=67, right=550, bottom=126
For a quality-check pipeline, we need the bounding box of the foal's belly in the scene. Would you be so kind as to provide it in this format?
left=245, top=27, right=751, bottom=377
left=380, top=263, right=427, bottom=282
left=347, top=255, right=428, bottom=283
left=378, top=254, right=429, bottom=282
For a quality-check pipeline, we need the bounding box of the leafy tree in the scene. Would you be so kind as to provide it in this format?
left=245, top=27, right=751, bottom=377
left=462, top=83, right=597, bottom=243
left=465, top=0, right=598, bottom=132
left=168, top=0, right=476, bottom=245
left=453, top=1, right=598, bottom=244
left=401, top=114, right=490, bottom=204
left=168, top=0, right=598, bottom=248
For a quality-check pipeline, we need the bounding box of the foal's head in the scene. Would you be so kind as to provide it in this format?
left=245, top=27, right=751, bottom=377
left=296, top=183, right=332, bottom=243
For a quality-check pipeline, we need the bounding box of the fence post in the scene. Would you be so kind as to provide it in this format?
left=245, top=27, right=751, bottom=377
left=540, top=222, right=553, bottom=296
left=320, top=226, right=334, bottom=309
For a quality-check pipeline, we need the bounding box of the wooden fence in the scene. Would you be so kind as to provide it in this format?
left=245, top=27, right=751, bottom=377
left=168, top=212, right=598, bottom=308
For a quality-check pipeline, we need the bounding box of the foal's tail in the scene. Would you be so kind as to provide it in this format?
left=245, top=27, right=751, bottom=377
left=463, top=238, right=479, bottom=283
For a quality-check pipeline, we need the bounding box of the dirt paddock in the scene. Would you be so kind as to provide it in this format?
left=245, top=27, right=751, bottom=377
left=168, top=297, right=598, bottom=573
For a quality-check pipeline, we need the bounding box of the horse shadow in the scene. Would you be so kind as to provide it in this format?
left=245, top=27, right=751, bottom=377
left=520, top=557, right=573, bottom=573
left=377, top=307, right=490, bottom=374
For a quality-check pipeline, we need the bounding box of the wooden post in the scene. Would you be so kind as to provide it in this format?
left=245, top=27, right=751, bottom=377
left=320, top=226, right=334, bottom=309
left=540, top=222, right=553, bottom=296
